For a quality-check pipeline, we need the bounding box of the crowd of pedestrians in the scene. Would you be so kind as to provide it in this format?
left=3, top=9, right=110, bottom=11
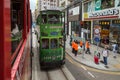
left=71, top=39, right=119, bottom=68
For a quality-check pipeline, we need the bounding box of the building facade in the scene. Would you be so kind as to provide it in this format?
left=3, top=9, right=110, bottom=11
left=82, top=0, right=120, bottom=53
left=66, top=0, right=84, bottom=43
left=39, top=0, right=59, bottom=10
left=59, top=0, right=73, bottom=35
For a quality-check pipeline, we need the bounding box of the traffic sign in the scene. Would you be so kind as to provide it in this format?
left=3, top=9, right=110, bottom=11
left=94, top=37, right=100, bottom=42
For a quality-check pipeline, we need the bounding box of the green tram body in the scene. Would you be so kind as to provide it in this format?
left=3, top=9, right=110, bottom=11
left=38, top=10, right=65, bottom=68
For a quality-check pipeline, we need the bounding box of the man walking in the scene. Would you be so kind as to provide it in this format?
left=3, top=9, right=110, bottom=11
left=85, top=40, right=90, bottom=54
left=102, top=46, right=109, bottom=68
left=74, top=41, right=78, bottom=56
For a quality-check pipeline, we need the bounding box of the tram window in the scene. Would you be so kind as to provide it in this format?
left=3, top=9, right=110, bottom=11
left=11, top=1, right=23, bottom=54
left=50, top=39, right=58, bottom=49
left=42, top=39, right=49, bottom=49
left=42, top=15, right=47, bottom=24
left=48, top=14, right=60, bottom=24
left=59, top=38, right=63, bottom=47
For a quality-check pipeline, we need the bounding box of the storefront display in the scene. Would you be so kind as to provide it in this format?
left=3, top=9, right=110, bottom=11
left=93, top=19, right=120, bottom=53
left=109, top=19, right=120, bottom=52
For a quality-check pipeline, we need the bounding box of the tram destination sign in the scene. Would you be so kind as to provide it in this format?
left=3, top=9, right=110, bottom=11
left=50, top=32, right=58, bottom=35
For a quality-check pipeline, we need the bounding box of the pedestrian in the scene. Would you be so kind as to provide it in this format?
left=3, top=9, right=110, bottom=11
left=102, top=46, right=109, bottom=68
left=72, top=40, right=75, bottom=54
left=85, top=40, right=90, bottom=54
left=112, top=43, right=118, bottom=58
left=80, top=40, right=83, bottom=47
left=74, top=41, right=78, bottom=56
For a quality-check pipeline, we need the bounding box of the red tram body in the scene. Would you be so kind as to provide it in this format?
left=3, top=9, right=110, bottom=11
left=0, top=0, right=32, bottom=80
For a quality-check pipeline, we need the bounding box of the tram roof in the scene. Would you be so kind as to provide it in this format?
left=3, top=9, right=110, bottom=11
left=41, top=9, right=61, bottom=12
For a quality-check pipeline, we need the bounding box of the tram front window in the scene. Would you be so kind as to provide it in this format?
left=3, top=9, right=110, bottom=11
left=59, top=38, right=63, bottom=47
left=48, top=14, right=60, bottom=24
left=51, top=39, right=58, bottom=49
left=42, top=39, right=49, bottom=49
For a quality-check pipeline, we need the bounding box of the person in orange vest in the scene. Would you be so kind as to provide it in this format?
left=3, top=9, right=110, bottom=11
left=74, top=41, right=78, bottom=56
left=85, top=40, right=91, bottom=54
left=72, top=40, right=75, bottom=54
left=80, top=40, right=83, bottom=48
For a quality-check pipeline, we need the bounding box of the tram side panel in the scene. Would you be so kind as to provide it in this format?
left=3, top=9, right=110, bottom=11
left=11, top=0, right=32, bottom=80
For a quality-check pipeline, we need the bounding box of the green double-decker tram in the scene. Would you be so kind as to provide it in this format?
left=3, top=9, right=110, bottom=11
left=38, top=9, right=66, bottom=68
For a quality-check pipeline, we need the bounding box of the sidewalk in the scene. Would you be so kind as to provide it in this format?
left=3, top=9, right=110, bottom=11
left=65, top=36, right=120, bottom=72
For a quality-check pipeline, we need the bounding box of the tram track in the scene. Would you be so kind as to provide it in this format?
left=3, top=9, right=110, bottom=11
left=46, top=68, right=67, bottom=80
left=45, top=66, right=75, bottom=80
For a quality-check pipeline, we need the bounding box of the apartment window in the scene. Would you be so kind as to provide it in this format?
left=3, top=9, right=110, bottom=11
left=84, top=3, right=88, bottom=12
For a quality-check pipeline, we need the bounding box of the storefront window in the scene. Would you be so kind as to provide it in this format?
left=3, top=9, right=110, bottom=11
left=84, top=1, right=92, bottom=12
left=84, top=3, right=88, bottom=12
left=99, top=20, right=110, bottom=45
left=71, top=21, right=80, bottom=37
left=109, top=19, right=120, bottom=52
left=81, top=21, right=91, bottom=41
left=101, top=0, right=114, bottom=9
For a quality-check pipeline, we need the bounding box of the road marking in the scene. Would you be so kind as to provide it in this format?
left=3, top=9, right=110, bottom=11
left=66, top=55, right=74, bottom=64
left=66, top=53, right=120, bottom=75
left=81, top=65, right=87, bottom=71
left=88, top=71, right=95, bottom=78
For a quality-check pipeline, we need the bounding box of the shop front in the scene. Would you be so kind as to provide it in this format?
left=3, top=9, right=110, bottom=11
left=93, top=20, right=110, bottom=47
left=81, top=21, right=91, bottom=41
left=84, top=7, right=120, bottom=53
left=109, top=19, right=120, bottom=53
left=68, top=4, right=81, bottom=42
left=93, top=19, right=120, bottom=53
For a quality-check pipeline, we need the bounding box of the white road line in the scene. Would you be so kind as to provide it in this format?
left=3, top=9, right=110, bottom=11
left=88, top=71, right=95, bottom=78
left=81, top=65, right=87, bottom=70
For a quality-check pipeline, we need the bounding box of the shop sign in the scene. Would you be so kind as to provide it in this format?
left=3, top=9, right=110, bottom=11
left=88, top=7, right=120, bottom=19
left=94, top=25, right=100, bottom=35
left=94, top=28, right=100, bottom=35
left=94, top=37, right=100, bottom=42
left=100, top=30, right=109, bottom=35
left=81, top=28, right=90, bottom=33
left=84, top=13, right=88, bottom=18
left=69, top=6, right=79, bottom=16
left=95, top=0, right=101, bottom=11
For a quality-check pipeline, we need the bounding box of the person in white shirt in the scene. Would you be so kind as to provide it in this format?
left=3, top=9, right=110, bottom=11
left=102, top=46, right=109, bottom=68
left=112, top=43, right=118, bottom=58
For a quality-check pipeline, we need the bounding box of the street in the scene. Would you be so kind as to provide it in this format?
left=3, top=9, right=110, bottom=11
left=32, top=27, right=120, bottom=80
left=66, top=54, right=120, bottom=80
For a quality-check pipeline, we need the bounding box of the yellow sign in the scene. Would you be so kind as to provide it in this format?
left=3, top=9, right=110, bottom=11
left=100, top=30, right=109, bottom=35
left=84, top=13, right=88, bottom=18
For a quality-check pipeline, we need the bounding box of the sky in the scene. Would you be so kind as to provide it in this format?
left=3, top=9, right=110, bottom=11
left=30, top=0, right=36, bottom=12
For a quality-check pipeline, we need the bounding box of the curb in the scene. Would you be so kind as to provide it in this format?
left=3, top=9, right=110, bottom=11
left=65, top=49, right=120, bottom=72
